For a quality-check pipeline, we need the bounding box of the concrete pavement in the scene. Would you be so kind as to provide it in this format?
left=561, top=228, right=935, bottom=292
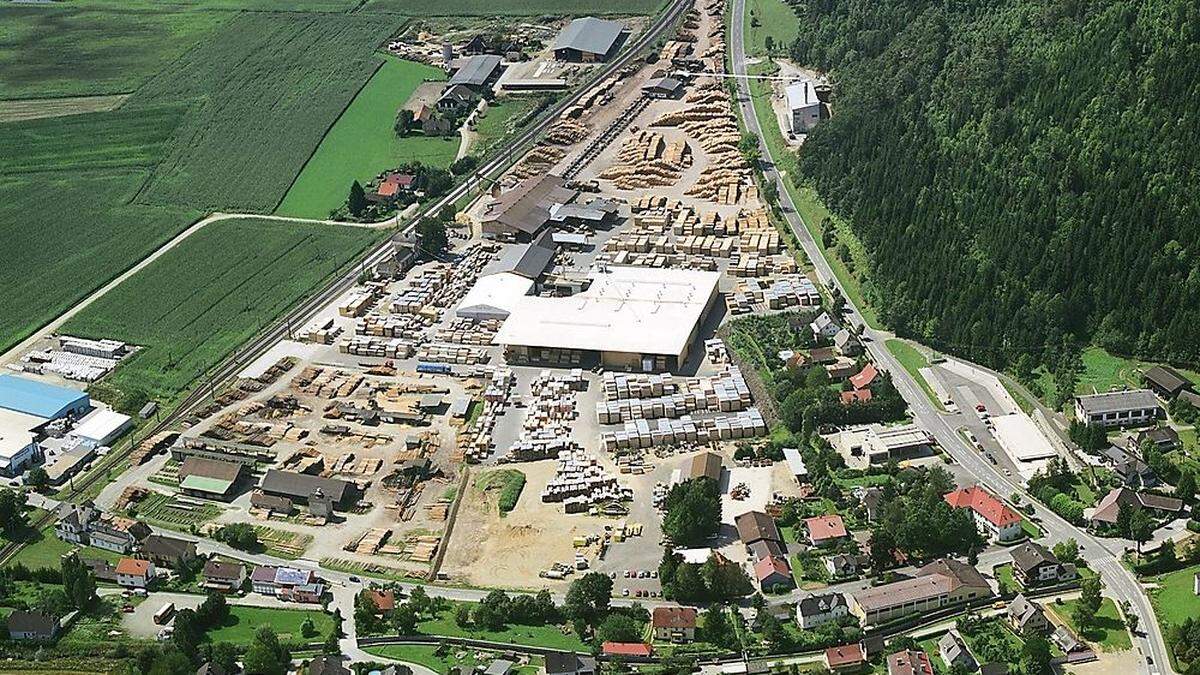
left=726, top=2, right=1170, bottom=672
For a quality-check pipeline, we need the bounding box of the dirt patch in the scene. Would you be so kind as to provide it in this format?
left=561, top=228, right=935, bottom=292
left=440, top=460, right=610, bottom=589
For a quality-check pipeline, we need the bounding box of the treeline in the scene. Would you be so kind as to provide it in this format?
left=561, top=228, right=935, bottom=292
left=787, top=0, right=1200, bottom=370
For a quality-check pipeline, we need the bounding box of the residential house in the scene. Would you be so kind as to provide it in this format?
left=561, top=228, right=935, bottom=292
left=804, top=514, right=848, bottom=546
left=849, top=364, right=879, bottom=391
left=938, top=631, right=976, bottom=672
left=810, top=312, right=838, bottom=340
left=437, top=83, right=479, bottom=112
left=269, top=567, right=324, bottom=603
left=1143, top=365, right=1191, bottom=400
left=365, top=589, right=397, bottom=616
left=601, top=642, right=653, bottom=658
left=944, top=486, right=1023, bottom=543
left=483, top=660, right=515, bottom=675
left=250, top=565, right=278, bottom=595
left=1073, top=390, right=1164, bottom=429
left=848, top=558, right=992, bottom=625
left=1088, top=487, right=1184, bottom=528
left=796, top=592, right=849, bottom=630
left=1006, top=595, right=1050, bottom=635
left=826, top=357, right=858, bottom=381
left=196, top=662, right=232, bottom=675
left=841, top=389, right=873, bottom=405
left=1052, top=625, right=1085, bottom=654
left=82, top=557, right=117, bottom=582
left=203, top=559, right=246, bottom=592
left=1101, top=445, right=1157, bottom=488
left=754, top=556, right=794, bottom=591
left=308, top=655, right=351, bottom=675
left=115, top=557, right=154, bottom=589
left=825, top=553, right=865, bottom=579
left=544, top=651, right=596, bottom=675
left=138, top=534, right=196, bottom=569
left=858, top=487, right=884, bottom=523
left=7, top=611, right=59, bottom=641
left=651, top=606, right=697, bottom=643
left=1010, top=542, right=1075, bottom=588
left=1130, top=426, right=1181, bottom=453
left=886, top=649, right=933, bottom=675
left=55, top=502, right=149, bottom=553
left=824, top=643, right=866, bottom=672
left=834, top=329, right=861, bottom=357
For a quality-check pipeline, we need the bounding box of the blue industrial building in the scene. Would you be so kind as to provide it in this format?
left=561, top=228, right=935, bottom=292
left=0, top=375, right=91, bottom=420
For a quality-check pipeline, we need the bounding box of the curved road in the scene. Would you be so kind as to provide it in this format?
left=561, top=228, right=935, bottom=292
left=727, top=2, right=1172, bottom=673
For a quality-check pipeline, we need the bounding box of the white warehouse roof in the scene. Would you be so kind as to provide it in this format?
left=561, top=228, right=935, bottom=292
left=493, top=266, right=720, bottom=357
left=70, top=408, right=132, bottom=446
left=456, top=272, right=535, bottom=321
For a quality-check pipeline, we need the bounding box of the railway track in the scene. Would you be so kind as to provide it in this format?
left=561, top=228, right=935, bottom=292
left=0, top=0, right=692, bottom=567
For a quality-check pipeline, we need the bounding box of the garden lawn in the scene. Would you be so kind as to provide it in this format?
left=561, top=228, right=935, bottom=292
left=276, top=57, right=457, bottom=218
left=469, top=96, right=542, bottom=159
left=62, top=217, right=380, bottom=412
left=1050, top=597, right=1131, bottom=651
left=3, top=523, right=121, bottom=571
left=204, top=606, right=332, bottom=645
left=744, top=0, right=797, bottom=56
left=1149, top=563, right=1200, bottom=629
left=364, top=644, right=465, bottom=672
left=418, top=602, right=586, bottom=651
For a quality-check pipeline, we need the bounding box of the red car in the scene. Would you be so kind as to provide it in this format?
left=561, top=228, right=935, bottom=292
left=975, top=403, right=986, bottom=413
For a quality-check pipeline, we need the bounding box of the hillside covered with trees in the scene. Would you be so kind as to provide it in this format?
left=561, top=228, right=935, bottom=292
left=789, top=0, right=1200, bottom=373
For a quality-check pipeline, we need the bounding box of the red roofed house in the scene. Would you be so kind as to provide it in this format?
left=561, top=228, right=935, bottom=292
left=372, top=173, right=416, bottom=204
left=887, top=649, right=933, bottom=675
left=364, top=589, right=396, bottom=616
left=805, top=514, right=849, bottom=546
left=115, top=557, right=154, bottom=589
left=754, top=555, right=794, bottom=591
left=848, top=364, right=879, bottom=391
left=602, top=642, right=653, bottom=658
left=825, top=643, right=866, bottom=672
left=944, top=486, right=1022, bottom=543
left=651, top=606, right=697, bottom=642
left=841, top=389, right=873, bottom=405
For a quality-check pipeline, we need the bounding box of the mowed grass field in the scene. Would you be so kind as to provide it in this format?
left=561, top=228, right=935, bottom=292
left=61, top=218, right=380, bottom=411
left=745, top=0, right=798, bottom=55
left=204, top=606, right=333, bottom=645
left=277, top=57, right=455, bottom=218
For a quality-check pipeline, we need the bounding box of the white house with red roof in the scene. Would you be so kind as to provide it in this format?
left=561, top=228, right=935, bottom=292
left=944, top=485, right=1022, bottom=543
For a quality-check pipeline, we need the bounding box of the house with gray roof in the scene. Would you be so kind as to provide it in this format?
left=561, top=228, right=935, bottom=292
left=1007, top=594, right=1050, bottom=635
left=1073, top=389, right=1164, bottom=428
left=938, top=631, right=976, bottom=672
left=553, top=17, right=626, bottom=62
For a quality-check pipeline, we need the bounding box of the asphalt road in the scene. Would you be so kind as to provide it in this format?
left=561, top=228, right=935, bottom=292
left=726, top=3, right=1172, bottom=673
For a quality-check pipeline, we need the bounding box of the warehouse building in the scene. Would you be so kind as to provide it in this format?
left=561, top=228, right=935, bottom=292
left=455, top=272, right=535, bottom=322
left=552, top=17, right=626, bottom=62
left=259, top=469, right=359, bottom=515
left=493, top=266, right=720, bottom=372
left=480, top=174, right=577, bottom=242
left=0, top=375, right=91, bottom=477
left=786, top=80, right=821, bottom=134
left=1073, top=389, right=1164, bottom=428
left=447, top=54, right=503, bottom=91
left=178, top=456, right=245, bottom=500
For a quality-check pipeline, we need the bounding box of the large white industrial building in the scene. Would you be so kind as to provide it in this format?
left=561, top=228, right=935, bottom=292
left=491, top=266, right=720, bottom=371
left=786, top=80, right=821, bottom=134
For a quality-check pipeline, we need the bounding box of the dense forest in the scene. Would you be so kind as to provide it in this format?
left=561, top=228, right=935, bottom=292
left=788, top=0, right=1200, bottom=373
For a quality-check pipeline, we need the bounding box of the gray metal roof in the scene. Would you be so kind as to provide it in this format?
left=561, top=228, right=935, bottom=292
left=260, top=469, right=351, bottom=502
left=553, top=17, right=625, bottom=57
left=495, top=231, right=556, bottom=279
left=449, top=55, right=501, bottom=87
left=1075, top=389, right=1161, bottom=415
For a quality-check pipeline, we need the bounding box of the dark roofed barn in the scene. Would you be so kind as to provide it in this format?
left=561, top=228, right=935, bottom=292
left=260, top=469, right=358, bottom=509
left=553, top=17, right=626, bottom=62
left=480, top=174, right=576, bottom=242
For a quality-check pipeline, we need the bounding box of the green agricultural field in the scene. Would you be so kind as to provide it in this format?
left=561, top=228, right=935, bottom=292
left=62, top=218, right=380, bottom=412
left=0, top=171, right=201, bottom=355
left=0, top=5, right=228, bottom=99
left=131, top=13, right=402, bottom=213
left=0, top=104, right=187, bottom=174
left=360, top=0, right=664, bottom=15
left=204, top=606, right=332, bottom=645
left=277, top=58, right=455, bottom=219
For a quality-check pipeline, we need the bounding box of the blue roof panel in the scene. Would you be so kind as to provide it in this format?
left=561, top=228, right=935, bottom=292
left=0, top=374, right=89, bottom=419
